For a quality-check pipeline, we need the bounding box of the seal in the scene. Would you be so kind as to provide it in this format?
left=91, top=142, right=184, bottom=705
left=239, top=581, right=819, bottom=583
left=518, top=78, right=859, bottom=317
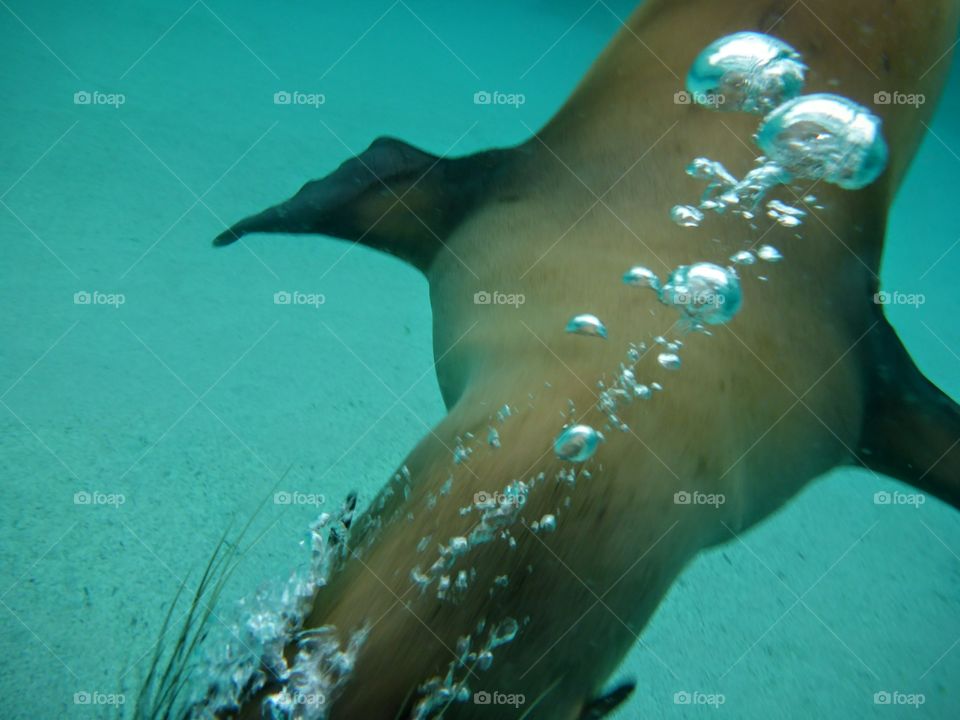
left=206, top=1, right=960, bottom=718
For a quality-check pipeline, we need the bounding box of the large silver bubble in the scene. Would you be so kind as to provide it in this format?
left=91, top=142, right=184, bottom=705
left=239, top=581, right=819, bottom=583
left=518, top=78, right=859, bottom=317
left=687, top=31, right=806, bottom=113
left=756, top=93, right=889, bottom=189
left=660, top=262, right=742, bottom=325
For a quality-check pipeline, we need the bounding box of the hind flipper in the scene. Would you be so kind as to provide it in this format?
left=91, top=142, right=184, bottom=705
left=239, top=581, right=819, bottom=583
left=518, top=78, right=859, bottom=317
left=213, top=136, right=507, bottom=273
left=859, top=318, right=960, bottom=510
left=579, top=680, right=636, bottom=719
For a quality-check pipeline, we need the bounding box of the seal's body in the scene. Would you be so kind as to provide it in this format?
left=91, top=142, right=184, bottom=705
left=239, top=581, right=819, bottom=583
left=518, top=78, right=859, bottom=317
left=214, top=1, right=960, bottom=717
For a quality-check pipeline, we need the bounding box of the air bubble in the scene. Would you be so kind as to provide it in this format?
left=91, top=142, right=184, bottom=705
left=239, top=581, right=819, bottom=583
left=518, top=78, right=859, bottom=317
left=756, top=94, right=888, bottom=189
left=660, top=262, right=742, bottom=325
left=757, top=245, right=783, bottom=262
left=623, top=265, right=661, bottom=291
left=565, top=313, right=608, bottom=339
left=687, top=32, right=806, bottom=113
left=553, top=424, right=603, bottom=462
left=658, top=352, right=682, bottom=370
left=670, top=204, right=705, bottom=227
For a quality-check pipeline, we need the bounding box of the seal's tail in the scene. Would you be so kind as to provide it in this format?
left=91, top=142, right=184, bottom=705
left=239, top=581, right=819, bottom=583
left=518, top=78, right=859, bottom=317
left=213, top=136, right=509, bottom=273
left=859, top=317, right=960, bottom=510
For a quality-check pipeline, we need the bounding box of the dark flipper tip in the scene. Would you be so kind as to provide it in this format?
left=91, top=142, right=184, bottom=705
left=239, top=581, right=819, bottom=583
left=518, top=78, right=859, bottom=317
left=580, top=680, right=637, bottom=719
left=212, top=227, right=242, bottom=246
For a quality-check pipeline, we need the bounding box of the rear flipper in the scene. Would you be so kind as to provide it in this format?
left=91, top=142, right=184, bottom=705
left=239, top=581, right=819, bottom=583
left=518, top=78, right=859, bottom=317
left=579, top=680, right=636, bottom=719
left=860, top=317, right=960, bottom=510
left=213, top=136, right=509, bottom=273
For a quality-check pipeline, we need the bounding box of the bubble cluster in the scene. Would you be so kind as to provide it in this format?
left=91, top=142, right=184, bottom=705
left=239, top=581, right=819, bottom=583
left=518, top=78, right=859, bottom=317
left=412, top=618, right=520, bottom=719
left=686, top=31, right=806, bottom=113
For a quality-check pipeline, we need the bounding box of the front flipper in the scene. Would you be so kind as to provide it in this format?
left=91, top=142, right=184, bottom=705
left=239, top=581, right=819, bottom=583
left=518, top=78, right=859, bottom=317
left=860, top=317, right=960, bottom=510
left=213, top=136, right=508, bottom=273
left=579, top=680, right=636, bottom=719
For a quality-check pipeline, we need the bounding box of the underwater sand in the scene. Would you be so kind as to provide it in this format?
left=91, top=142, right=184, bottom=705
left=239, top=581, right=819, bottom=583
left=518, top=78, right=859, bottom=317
left=1, top=1, right=958, bottom=718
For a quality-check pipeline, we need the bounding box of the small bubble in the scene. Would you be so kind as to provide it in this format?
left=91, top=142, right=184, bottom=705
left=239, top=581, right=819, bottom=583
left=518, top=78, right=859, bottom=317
left=634, top=384, right=652, bottom=399
left=554, top=424, right=604, bottom=462
left=449, top=537, right=469, bottom=556
left=730, top=250, right=756, bottom=265
left=757, top=244, right=783, bottom=262
left=657, top=352, right=682, bottom=370
left=477, top=650, right=494, bottom=671
left=670, top=204, right=705, bottom=228
left=488, top=617, right=519, bottom=648
left=623, top=265, right=662, bottom=292
left=565, top=313, right=608, bottom=339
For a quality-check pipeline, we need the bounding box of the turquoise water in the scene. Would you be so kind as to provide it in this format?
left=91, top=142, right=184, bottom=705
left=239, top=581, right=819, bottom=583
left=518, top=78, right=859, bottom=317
left=1, top=1, right=959, bottom=718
